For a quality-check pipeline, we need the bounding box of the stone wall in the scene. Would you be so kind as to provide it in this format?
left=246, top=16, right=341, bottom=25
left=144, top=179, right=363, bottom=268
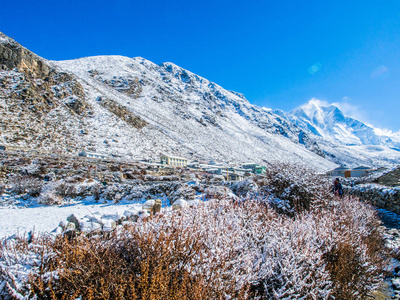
left=345, top=184, right=400, bottom=214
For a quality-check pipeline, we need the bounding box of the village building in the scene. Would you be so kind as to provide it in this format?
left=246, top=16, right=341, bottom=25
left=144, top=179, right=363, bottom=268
left=326, top=166, right=375, bottom=178
left=326, top=166, right=349, bottom=177
left=242, top=163, right=266, bottom=175
left=160, top=154, right=189, bottom=167
left=78, top=151, right=109, bottom=159
left=350, top=166, right=374, bottom=177
left=225, top=171, right=245, bottom=181
left=187, top=161, right=201, bottom=169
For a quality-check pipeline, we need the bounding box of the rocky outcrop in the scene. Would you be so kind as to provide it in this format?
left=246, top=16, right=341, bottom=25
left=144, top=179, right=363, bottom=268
left=96, top=97, right=147, bottom=129
left=0, top=32, right=94, bottom=153
left=374, top=167, right=400, bottom=187
left=0, top=32, right=51, bottom=78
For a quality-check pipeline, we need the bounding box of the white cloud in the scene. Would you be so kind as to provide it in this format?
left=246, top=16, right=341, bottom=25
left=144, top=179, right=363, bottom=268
left=370, top=65, right=389, bottom=79
left=332, top=100, right=364, bottom=121
left=307, top=63, right=322, bottom=75
left=308, top=98, right=329, bottom=107
left=374, top=127, right=394, bottom=136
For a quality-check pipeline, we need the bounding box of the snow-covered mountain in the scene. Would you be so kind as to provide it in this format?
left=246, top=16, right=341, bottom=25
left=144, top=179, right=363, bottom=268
left=287, top=99, right=400, bottom=148
left=278, top=99, right=400, bottom=167
left=1, top=31, right=399, bottom=171
left=50, top=55, right=333, bottom=170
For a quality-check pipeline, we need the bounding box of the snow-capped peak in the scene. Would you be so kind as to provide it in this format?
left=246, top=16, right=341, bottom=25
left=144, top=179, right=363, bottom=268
left=288, top=98, right=400, bottom=150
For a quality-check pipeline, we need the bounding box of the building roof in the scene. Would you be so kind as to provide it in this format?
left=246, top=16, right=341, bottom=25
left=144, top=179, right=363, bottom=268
left=331, top=166, right=349, bottom=171
left=161, top=154, right=188, bottom=160
left=352, top=166, right=373, bottom=170
left=79, top=151, right=109, bottom=157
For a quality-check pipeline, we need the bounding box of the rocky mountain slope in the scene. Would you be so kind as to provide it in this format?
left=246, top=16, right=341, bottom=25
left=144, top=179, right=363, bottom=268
left=1, top=31, right=399, bottom=171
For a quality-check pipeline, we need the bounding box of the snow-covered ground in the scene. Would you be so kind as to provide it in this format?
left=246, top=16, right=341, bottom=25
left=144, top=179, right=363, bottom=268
left=0, top=195, right=144, bottom=238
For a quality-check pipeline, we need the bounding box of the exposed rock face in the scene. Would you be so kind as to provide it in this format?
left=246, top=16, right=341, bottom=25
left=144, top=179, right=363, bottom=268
left=0, top=32, right=92, bottom=153
left=374, top=167, right=400, bottom=187
left=0, top=32, right=51, bottom=77
left=96, top=97, right=147, bottom=129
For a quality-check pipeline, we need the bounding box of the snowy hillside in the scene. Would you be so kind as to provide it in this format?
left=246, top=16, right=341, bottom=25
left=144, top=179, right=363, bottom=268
left=50, top=55, right=335, bottom=171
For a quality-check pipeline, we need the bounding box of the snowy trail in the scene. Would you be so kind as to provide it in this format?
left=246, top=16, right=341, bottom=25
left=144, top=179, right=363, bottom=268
left=0, top=199, right=142, bottom=238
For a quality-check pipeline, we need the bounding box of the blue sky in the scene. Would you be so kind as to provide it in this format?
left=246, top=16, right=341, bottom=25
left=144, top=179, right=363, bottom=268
left=2, top=0, right=400, bottom=131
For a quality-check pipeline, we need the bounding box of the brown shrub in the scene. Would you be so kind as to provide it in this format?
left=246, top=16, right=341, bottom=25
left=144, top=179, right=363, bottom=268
left=9, top=175, right=43, bottom=197
left=320, top=197, right=388, bottom=299
left=28, top=221, right=244, bottom=300
left=1, top=197, right=388, bottom=299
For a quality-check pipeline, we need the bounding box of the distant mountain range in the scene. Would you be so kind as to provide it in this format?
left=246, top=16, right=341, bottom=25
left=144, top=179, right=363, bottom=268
left=286, top=99, right=400, bottom=149
left=1, top=31, right=399, bottom=172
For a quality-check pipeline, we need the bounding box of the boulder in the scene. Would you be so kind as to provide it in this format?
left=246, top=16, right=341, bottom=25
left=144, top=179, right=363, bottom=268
left=67, top=214, right=81, bottom=231
left=102, top=213, right=124, bottom=222
left=102, top=219, right=116, bottom=232
left=124, top=209, right=140, bottom=222
left=172, top=199, right=188, bottom=210
left=66, top=222, right=76, bottom=231
left=187, top=199, right=202, bottom=207
left=152, top=199, right=162, bottom=214
left=138, top=210, right=150, bottom=220
left=122, top=221, right=135, bottom=227
left=84, top=212, right=103, bottom=224
left=80, top=221, right=102, bottom=233
left=51, top=226, right=63, bottom=235
left=142, top=199, right=155, bottom=212
left=58, top=220, right=67, bottom=230
left=124, top=209, right=139, bottom=218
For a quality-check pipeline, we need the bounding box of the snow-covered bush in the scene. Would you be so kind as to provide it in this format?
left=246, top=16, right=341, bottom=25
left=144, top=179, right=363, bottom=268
left=54, top=180, right=95, bottom=199
left=204, top=185, right=231, bottom=200
left=20, top=159, right=46, bottom=176
left=37, top=191, right=63, bottom=205
left=103, top=184, right=124, bottom=202
left=256, top=163, right=331, bottom=215
left=230, top=178, right=258, bottom=197
left=9, top=175, right=43, bottom=197
left=168, top=184, right=196, bottom=203
left=91, top=183, right=101, bottom=201
left=0, top=196, right=385, bottom=299
left=37, top=181, right=64, bottom=205
left=158, top=175, right=179, bottom=181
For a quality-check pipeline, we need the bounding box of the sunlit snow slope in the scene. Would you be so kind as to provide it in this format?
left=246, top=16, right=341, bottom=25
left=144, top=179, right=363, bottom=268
left=51, top=56, right=335, bottom=171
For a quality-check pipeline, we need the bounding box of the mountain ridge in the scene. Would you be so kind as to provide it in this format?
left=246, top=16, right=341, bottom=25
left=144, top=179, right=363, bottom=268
left=1, top=32, right=399, bottom=171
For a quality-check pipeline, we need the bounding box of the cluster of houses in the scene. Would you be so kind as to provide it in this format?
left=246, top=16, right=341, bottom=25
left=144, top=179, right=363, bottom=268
left=159, top=154, right=267, bottom=180
left=78, top=151, right=266, bottom=181
left=78, top=151, right=381, bottom=180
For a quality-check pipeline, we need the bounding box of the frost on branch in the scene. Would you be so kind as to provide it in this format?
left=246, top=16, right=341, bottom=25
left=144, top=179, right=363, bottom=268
left=0, top=194, right=387, bottom=299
